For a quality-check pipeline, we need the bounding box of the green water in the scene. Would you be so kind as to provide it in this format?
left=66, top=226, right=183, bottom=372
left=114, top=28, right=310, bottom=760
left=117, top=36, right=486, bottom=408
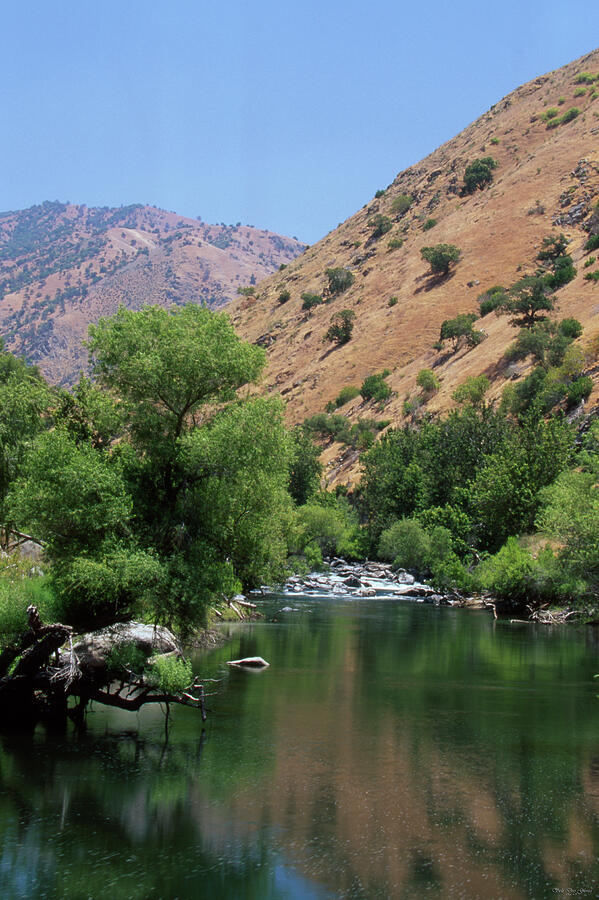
left=1, top=598, right=598, bottom=899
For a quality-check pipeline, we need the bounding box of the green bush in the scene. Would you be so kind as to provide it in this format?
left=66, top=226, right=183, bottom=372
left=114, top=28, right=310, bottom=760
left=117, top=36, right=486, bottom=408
left=325, top=268, right=354, bottom=295
left=360, top=371, right=392, bottom=402
left=547, top=107, right=580, bottom=129
left=462, top=157, right=498, bottom=193
left=584, top=234, right=599, bottom=252
left=541, top=107, right=559, bottom=121
left=584, top=270, right=599, bottom=282
left=324, top=309, right=355, bottom=345
left=301, top=292, right=324, bottom=311
left=558, top=318, right=583, bottom=340
left=575, top=72, right=598, bottom=84
left=149, top=655, right=193, bottom=694
left=544, top=254, right=576, bottom=289
left=566, top=376, right=593, bottom=408
left=452, top=375, right=490, bottom=406
left=296, top=500, right=360, bottom=559
left=374, top=189, right=386, bottom=199
left=477, top=538, right=561, bottom=605
left=334, top=385, right=360, bottom=407
left=368, top=215, right=392, bottom=239
left=421, top=243, right=461, bottom=276
left=277, top=289, right=291, bottom=304
left=422, top=218, right=437, bottom=231
left=387, top=237, right=404, bottom=251
left=478, top=285, right=508, bottom=316
left=378, top=519, right=430, bottom=571
left=388, top=296, right=398, bottom=307
left=391, top=194, right=413, bottom=216
left=416, top=369, right=440, bottom=395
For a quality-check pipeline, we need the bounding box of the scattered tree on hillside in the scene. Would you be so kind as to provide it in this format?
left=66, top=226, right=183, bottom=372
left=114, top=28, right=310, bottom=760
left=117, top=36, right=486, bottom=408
left=421, top=243, right=461, bottom=276
left=462, top=157, right=498, bottom=194
left=438, top=314, right=485, bottom=352
left=324, top=309, right=355, bottom=345
left=325, top=268, right=354, bottom=296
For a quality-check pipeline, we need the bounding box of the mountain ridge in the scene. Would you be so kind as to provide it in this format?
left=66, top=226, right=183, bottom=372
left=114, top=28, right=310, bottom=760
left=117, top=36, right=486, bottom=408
left=0, top=201, right=305, bottom=384
left=228, top=47, right=599, bottom=486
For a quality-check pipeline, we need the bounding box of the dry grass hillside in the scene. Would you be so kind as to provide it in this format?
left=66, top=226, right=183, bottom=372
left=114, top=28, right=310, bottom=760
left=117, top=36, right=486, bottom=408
left=229, top=48, right=599, bottom=486
left=0, top=202, right=305, bottom=384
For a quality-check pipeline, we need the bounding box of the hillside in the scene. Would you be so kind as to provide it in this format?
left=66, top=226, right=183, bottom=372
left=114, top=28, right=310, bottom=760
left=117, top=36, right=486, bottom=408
left=228, top=48, right=599, bottom=487
left=0, top=202, right=305, bottom=383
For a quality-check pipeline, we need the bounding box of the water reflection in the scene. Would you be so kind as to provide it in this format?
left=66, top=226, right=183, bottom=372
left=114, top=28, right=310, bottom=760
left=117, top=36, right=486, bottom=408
left=0, top=600, right=598, bottom=899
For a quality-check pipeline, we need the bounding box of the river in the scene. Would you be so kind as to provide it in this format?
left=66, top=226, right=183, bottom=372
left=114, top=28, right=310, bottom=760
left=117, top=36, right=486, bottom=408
left=1, top=595, right=598, bottom=899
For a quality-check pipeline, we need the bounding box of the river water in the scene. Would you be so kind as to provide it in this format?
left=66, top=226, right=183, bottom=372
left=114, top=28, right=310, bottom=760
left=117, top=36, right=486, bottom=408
left=1, top=596, right=599, bottom=899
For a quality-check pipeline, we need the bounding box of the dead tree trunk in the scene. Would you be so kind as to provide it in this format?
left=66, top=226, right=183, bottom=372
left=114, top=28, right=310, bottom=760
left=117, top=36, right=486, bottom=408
left=0, top=607, right=207, bottom=725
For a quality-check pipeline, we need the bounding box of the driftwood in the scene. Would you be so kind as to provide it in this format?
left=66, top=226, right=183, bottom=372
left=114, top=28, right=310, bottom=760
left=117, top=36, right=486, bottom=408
left=0, top=607, right=207, bottom=724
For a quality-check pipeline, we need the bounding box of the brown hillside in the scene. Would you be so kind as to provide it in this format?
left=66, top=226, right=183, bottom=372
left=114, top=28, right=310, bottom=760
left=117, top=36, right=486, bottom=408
left=0, top=202, right=305, bottom=384
left=229, top=48, right=599, bottom=487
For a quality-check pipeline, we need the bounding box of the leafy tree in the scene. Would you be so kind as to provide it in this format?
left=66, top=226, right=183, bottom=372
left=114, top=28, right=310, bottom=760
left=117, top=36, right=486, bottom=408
left=87, top=305, right=266, bottom=449
left=9, top=429, right=132, bottom=561
left=325, top=268, right=354, bottom=295
left=277, top=289, right=291, bottom=304
left=537, top=233, right=568, bottom=261
left=503, top=277, right=554, bottom=328
left=537, top=432, right=599, bottom=597
left=462, top=157, right=498, bottom=194
left=9, top=306, right=296, bottom=631
left=471, top=415, right=573, bottom=550
left=421, top=243, right=461, bottom=276
left=287, top=426, right=322, bottom=505
left=439, top=314, right=484, bottom=352
left=324, top=309, right=355, bottom=345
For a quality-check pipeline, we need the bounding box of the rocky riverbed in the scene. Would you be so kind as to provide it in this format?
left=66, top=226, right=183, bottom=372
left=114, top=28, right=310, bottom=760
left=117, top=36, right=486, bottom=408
left=252, top=559, right=467, bottom=606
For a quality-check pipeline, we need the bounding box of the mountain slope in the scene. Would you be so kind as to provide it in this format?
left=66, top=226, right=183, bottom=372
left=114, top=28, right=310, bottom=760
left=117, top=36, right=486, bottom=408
left=229, top=48, right=599, bottom=485
left=0, top=202, right=305, bottom=383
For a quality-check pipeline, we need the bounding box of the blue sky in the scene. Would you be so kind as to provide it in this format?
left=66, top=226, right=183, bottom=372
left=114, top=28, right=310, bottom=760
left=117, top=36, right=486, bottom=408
left=1, top=1, right=598, bottom=243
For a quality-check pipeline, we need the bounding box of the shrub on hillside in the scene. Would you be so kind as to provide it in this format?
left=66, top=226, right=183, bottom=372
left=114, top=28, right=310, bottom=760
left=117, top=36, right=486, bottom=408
left=360, top=371, right=392, bottom=402
left=421, top=243, right=461, bottom=276
left=325, top=267, right=354, bottom=296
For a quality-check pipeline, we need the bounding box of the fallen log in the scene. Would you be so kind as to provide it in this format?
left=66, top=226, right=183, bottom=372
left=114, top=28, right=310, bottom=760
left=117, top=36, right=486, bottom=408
left=0, top=608, right=206, bottom=725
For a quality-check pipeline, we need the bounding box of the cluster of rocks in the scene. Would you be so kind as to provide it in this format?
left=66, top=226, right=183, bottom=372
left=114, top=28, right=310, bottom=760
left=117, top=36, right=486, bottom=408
left=281, top=559, right=456, bottom=605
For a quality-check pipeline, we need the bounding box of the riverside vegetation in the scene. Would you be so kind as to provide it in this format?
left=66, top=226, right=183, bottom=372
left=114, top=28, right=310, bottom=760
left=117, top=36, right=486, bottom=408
left=0, top=302, right=599, bottom=722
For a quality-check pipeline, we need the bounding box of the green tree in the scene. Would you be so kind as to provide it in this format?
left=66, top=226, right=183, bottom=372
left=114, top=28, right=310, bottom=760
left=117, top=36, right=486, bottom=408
left=462, top=157, right=498, bottom=194
left=439, top=314, right=484, bottom=352
left=324, top=309, right=355, bottom=345
left=325, top=268, right=354, bottom=295
left=421, top=243, right=461, bottom=276
left=503, top=277, right=555, bottom=328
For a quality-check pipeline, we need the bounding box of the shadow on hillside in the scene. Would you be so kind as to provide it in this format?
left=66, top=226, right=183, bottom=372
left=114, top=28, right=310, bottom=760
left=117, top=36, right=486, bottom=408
left=413, top=270, right=456, bottom=294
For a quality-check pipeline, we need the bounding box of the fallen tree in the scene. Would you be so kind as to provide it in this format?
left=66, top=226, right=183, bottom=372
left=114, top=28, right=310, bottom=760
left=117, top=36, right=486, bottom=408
left=0, top=606, right=207, bottom=724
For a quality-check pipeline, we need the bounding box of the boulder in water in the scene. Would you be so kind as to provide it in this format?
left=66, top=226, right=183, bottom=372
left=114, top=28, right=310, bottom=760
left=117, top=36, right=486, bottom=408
left=227, top=656, right=270, bottom=669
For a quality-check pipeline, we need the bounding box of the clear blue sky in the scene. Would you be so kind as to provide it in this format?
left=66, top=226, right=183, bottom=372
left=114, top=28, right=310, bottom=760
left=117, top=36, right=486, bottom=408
left=1, top=1, right=598, bottom=243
